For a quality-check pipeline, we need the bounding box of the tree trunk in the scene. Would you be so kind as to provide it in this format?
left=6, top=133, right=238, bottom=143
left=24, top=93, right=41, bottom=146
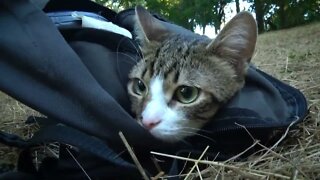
left=214, top=26, right=219, bottom=34
left=202, top=25, right=206, bottom=35
left=254, top=0, right=264, bottom=33
left=278, top=1, right=286, bottom=29
left=235, top=0, right=240, bottom=13
left=216, top=0, right=225, bottom=34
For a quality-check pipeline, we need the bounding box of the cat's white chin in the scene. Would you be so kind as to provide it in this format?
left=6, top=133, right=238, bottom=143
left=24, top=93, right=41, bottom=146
left=148, top=122, right=203, bottom=142
left=149, top=128, right=186, bottom=142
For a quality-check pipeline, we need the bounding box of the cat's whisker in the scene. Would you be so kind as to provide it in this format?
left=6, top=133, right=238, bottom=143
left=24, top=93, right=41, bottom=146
left=179, top=139, right=192, bottom=146
left=117, top=53, right=139, bottom=65
left=179, top=127, right=212, bottom=133
left=178, top=130, right=215, bottom=143
left=162, top=128, right=214, bottom=142
left=115, top=37, right=141, bottom=65
left=115, top=36, right=143, bottom=84
left=115, top=52, right=139, bottom=88
left=116, top=36, right=144, bottom=60
left=115, top=42, right=139, bottom=84
left=126, top=38, right=144, bottom=59
left=172, top=135, right=181, bottom=142
left=116, top=38, right=140, bottom=62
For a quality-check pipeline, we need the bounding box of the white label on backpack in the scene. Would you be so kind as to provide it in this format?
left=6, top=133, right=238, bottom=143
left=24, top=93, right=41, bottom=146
left=80, top=15, right=132, bottom=39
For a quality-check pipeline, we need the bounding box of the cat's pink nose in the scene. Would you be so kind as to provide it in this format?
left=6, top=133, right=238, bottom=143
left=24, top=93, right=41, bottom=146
left=142, top=119, right=161, bottom=130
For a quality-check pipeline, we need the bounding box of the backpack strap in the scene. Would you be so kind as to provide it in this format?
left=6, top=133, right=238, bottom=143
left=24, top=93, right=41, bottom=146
left=1, top=122, right=135, bottom=168
left=0, top=120, right=147, bottom=179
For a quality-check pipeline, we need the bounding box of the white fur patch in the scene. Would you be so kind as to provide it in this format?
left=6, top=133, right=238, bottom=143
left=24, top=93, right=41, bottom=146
left=141, top=76, right=182, bottom=138
left=142, top=76, right=202, bottom=142
left=142, top=76, right=167, bottom=121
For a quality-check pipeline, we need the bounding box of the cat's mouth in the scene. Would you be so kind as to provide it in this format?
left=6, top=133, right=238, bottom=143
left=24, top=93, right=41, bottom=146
left=149, top=127, right=186, bottom=142
left=151, top=126, right=202, bottom=142
left=138, top=118, right=202, bottom=142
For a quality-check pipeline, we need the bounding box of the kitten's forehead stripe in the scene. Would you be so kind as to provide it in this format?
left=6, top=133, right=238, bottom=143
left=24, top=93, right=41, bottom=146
left=162, top=61, right=178, bottom=80
left=149, top=60, right=155, bottom=78
left=148, top=36, right=199, bottom=84
left=155, top=48, right=161, bottom=58
left=141, top=66, right=148, bottom=79
left=173, top=70, right=180, bottom=83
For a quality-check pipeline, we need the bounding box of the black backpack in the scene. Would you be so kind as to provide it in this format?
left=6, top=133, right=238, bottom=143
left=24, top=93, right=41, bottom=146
left=0, top=0, right=308, bottom=179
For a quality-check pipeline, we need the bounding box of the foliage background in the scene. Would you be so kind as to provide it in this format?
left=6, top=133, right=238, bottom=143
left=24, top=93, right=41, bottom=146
left=95, top=0, right=320, bottom=34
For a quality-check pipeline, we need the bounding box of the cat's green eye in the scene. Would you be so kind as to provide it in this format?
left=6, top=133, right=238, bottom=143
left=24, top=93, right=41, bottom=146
left=132, top=78, right=147, bottom=96
left=175, top=86, right=199, bottom=104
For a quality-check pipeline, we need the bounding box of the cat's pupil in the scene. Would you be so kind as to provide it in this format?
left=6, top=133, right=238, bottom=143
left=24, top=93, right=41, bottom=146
left=137, top=80, right=145, bottom=92
left=175, top=86, right=199, bottom=104
left=180, top=86, right=192, bottom=98
left=133, top=79, right=146, bottom=96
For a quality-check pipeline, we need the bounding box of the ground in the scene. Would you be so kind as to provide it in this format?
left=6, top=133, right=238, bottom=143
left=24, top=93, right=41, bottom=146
left=0, top=22, right=319, bottom=178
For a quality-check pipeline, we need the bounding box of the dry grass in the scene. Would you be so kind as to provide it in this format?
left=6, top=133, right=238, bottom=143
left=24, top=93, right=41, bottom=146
left=238, top=22, right=320, bottom=179
left=0, top=22, right=319, bottom=178
left=150, top=22, right=320, bottom=179
left=0, top=93, right=40, bottom=171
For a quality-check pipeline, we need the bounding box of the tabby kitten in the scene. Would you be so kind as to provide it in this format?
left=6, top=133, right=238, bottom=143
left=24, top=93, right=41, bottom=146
left=127, top=6, right=257, bottom=142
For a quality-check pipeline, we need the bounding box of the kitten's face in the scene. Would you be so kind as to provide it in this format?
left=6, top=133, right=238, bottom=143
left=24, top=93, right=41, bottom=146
left=128, top=6, right=257, bottom=142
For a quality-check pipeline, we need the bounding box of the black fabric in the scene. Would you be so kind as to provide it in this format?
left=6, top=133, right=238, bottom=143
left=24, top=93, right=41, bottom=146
left=43, top=0, right=117, bottom=20
left=0, top=0, right=308, bottom=179
left=0, top=0, right=164, bottom=150
left=47, top=11, right=110, bottom=30
left=0, top=172, right=38, bottom=180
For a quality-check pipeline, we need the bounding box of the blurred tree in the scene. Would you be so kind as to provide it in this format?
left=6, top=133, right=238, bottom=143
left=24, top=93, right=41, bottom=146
left=194, top=0, right=217, bottom=34
left=268, top=0, right=320, bottom=29
left=254, top=0, right=265, bottom=33
left=118, top=0, right=146, bottom=8
left=247, top=0, right=320, bottom=32
left=93, top=0, right=145, bottom=11
left=247, top=0, right=268, bottom=33
left=235, top=0, right=240, bottom=13
left=208, top=0, right=228, bottom=34
left=94, top=0, right=320, bottom=33
left=139, top=0, right=230, bottom=34
left=146, top=0, right=195, bottom=30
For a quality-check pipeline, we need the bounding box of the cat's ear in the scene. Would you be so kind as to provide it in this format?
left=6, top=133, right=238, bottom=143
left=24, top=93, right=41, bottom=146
left=207, top=12, right=257, bottom=76
left=135, top=6, right=169, bottom=43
